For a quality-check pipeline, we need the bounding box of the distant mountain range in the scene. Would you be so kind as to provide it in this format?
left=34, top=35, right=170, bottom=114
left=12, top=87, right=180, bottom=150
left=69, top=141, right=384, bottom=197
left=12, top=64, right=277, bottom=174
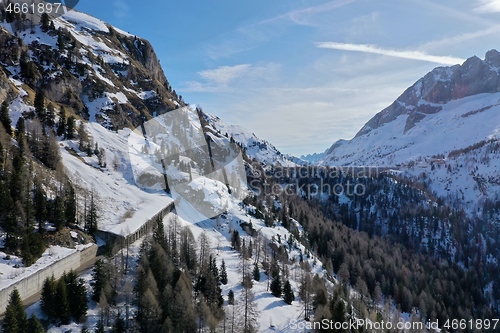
left=320, top=50, right=500, bottom=214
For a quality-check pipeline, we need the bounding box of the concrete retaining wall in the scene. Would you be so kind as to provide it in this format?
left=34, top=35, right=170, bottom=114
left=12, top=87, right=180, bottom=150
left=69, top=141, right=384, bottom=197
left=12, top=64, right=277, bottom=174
left=0, top=244, right=98, bottom=314
left=96, top=202, right=175, bottom=253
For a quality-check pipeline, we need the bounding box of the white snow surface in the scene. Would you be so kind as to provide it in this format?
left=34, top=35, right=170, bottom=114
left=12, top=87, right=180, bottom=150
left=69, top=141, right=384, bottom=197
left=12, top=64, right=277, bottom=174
left=61, top=122, right=173, bottom=236
left=205, top=113, right=298, bottom=167
left=0, top=244, right=91, bottom=291
left=322, top=92, right=500, bottom=211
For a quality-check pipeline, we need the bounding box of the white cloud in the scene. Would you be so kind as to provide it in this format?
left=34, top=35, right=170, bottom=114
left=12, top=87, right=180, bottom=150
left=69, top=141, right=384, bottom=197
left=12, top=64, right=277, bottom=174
left=316, top=42, right=465, bottom=65
left=474, top=0, right=500, bottom=13
left=204, top=0, right=357, bottom=59
left=259, top=0, right=358, bottom=26
left=183, top=63, right=280, bottom=93
left=198, top=64, right=251, bottom=85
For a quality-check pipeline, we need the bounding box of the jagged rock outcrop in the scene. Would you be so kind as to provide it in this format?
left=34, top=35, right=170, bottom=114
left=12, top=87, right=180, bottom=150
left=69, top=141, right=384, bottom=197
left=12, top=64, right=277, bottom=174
left=0, top=11, right=182, bottom=129
left=356, top=50, right=500, bottom=137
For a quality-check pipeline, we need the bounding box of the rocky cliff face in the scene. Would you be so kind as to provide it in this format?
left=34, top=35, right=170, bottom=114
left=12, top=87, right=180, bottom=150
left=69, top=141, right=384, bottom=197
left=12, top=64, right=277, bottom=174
left=356, top=50, right=500, bottom=137
left=322, top=50, right=500, bottom=215
left=0, top=10, right=183, bottom=130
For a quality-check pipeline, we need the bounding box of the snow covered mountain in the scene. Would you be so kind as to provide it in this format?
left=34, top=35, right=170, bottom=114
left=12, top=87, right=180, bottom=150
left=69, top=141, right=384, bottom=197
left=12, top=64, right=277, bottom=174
left=0, top=9, right=324, bottom=332
left=322, top=50, right=500, bottom=212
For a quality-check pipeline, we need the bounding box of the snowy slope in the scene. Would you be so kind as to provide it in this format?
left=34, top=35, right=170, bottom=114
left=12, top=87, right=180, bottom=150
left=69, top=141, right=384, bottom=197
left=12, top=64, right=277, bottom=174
left=204, top=113, right=298, bottom=167
left=322, top=51, right=500, bottom=211
left=60, top=122, right=173, bottom=236
left=323, top=92, right=500, bottom=166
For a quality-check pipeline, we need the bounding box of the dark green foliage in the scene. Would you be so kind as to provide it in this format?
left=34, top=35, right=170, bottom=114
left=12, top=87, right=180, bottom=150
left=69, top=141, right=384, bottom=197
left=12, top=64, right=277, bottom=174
left=64, top=271, right=88, bottom=323
left=15, top=117, right=26, bottom=153
left=34, top=91, right=45, bottom=122
left=3, top=289, right=28, bottom=333
left=91, top=259, right=107, bottom=302
left=19, top=52, right=39, bottom=85
left=64, top=184, right=77, bottom=225
left=134, top=225, right=208, bottom=333
left=231, top=230, right=241, bottom=251
left=41, top=272, right=87, bottom=324
left=27, top=314, right=45, bottom=333
left=85, top=191, right=98, bottom=235
left=57, top=29, right=65, bottom=51
left=0, top=101, right=12, bottom=135
left=270, top=274, right=282, bottom=298
left=152, top=216, right=166, bottom=250
left=282, top=280, right=294, bottom=305
left=66, top=116, right=76, bottom=139
left=40, top=13, right=50, bottom=32
left=219, top=259, right=228, bottom=285
left=21, top=237, right=33, bottom=266
left=228, top=290, right=234, bottom=305
left=56, top=278, right=71, bottom=324
left=252, top=262, right=260, bottom=281
left=33, top=180, right=46, bottom=231
left=52, top=195, right=66, bottom=231
left=29, top=126, right=61, bottom=170
left=56, top=107, right=66, bottom=137
left=45, top=103, right=55, bottom=127
left=41, top=275, right=57, bottom=320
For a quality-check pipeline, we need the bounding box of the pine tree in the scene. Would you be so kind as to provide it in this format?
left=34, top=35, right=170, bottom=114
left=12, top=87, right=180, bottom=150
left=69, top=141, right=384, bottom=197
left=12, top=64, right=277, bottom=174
left=27, top=314, right=44, bottom=333
left=65, top=270, right=88, bottom=322
left=33, top=180, right=46, bottom=232
left=252, top=262, right=260, bottom=281
left=57, top=29, right=65, bottom=51
left=41, top=275, right=57, bottom=320
left=15, top=117, right=26, bottom=153
left=231, top=230, right=241, bottom=251
left=53, top=195, right=66, bottom=231
left=66, top=116, right=75, bottom=139
left=3, top=289, right=28, bottom=333
left=91, top=259, right=107, bottom=302
left=64, top=183, right=77, bottom=225
left=34, top=91, right=45, bottom=123
left=56, top=106, right=66, bottom=137
left=21, top=237, right=33, bottom=266
left=283, top=280, right=294, bottom=305
left=228, top=290, right=234, bottom=305
left=56, top=277, right=71, bottom=324
left=46, top=103, right=55, bottom=127
left=0, top=101, right=12, bottom=135
left=270, top=274, right=282, bottom=298
left=85, top=191, right=98, bottom=235
left=219, top=259, right=228, bottom=285
left=40, top=13, right=50, bottom=32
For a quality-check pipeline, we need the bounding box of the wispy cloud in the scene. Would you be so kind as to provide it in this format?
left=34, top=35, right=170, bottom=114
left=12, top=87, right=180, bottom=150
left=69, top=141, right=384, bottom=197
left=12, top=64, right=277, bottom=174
left=316, top=42, right=465, bottom=65
left=183, top=63, right=280, bottom=92
left=258, top=0, right=358, bottom=26
left=205, top=0, right=357, bottom=59
left=198, top=64, right=252, bottom=85
left=474, top=0, right=500, bottom=13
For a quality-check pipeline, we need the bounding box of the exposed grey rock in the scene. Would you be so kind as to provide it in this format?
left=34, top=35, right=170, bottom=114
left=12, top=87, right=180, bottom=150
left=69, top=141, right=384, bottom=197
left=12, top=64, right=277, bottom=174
left=355, top=50, right=500, bottom=138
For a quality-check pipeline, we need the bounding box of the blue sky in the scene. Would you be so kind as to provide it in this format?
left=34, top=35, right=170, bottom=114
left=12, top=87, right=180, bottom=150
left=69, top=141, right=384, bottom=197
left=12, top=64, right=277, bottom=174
left=75, top=0, right=500, bottom=156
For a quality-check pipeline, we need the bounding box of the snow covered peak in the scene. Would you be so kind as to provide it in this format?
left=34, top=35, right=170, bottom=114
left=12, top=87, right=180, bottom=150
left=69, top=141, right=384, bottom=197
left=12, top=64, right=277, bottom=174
left=322, top=50, right=500, bottom=214
left=355, top=50, right=500, bottom=138
left=203, top=113, right=298, bottom=167
left=59, top=10, right=111, bottom=34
